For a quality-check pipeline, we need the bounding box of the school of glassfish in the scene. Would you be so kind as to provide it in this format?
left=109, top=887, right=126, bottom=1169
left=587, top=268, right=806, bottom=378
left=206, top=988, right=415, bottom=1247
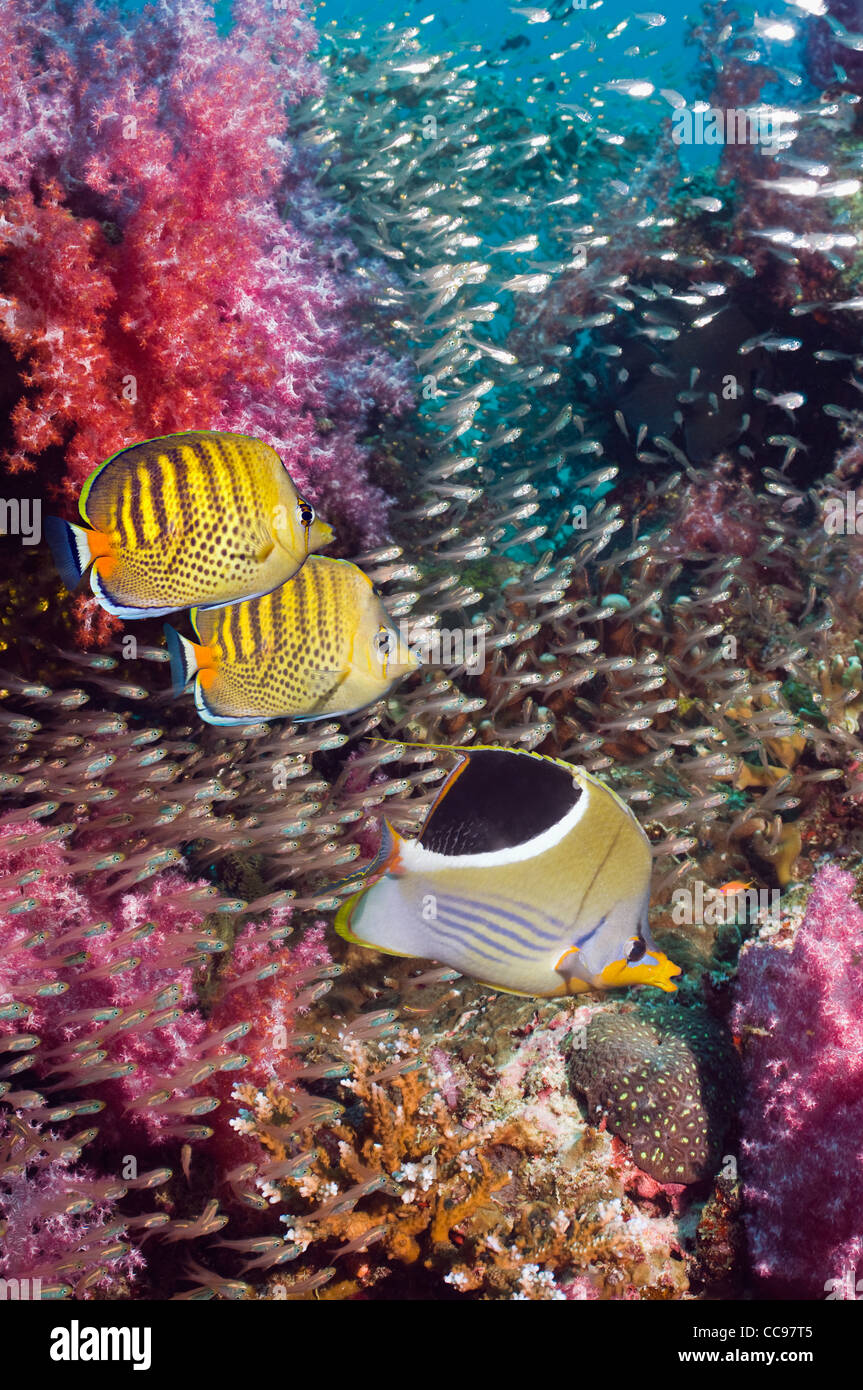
left=46, top=431, right=678, bottom=999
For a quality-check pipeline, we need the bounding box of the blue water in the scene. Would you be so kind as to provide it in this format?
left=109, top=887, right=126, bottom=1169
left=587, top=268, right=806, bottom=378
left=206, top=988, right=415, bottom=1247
left=132, top=0, right=810, bottom=112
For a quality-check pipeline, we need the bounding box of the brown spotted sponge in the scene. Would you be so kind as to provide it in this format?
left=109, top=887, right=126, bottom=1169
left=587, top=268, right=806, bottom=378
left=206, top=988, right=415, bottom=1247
left=569, top=1005, right=740, bottom=1184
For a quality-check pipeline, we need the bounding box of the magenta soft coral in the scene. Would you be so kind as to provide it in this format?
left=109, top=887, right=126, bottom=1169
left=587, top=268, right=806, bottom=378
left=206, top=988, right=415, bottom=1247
left=0, top=0, right=411, bottom=546
left=0, top=820, right=326, bottom=1143
left=0, top=1114, right=145, bottom=1296
left=1, top=824, right=221, bottom=1144
left=209, top=918, right=332, bottom=1090
left=732, top=864, right=863, bottom=1298
left=0, top=819, right=336, bottom=1290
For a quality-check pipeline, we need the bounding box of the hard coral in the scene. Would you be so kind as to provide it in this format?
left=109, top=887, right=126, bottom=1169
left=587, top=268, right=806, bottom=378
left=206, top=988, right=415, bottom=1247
left=230, top=1024, right=498, bottom=1296
left=732, top=863, right=863, bottom=1297
left=570, top=1004, right=740, bottom=1184
left=248, top=986, right=695, bottom=1300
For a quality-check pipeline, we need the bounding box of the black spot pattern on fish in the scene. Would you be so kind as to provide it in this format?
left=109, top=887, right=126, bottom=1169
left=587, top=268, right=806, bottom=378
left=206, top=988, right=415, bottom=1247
left=569, top=1005, right=740, bottom=1184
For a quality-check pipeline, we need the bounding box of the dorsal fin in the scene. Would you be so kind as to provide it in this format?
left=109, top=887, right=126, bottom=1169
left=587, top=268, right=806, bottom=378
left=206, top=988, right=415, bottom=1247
left=328, top=820, right=405, bottom=893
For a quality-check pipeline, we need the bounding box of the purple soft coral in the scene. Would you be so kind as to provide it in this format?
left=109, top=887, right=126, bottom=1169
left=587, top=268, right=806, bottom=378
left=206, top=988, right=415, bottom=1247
left=732, top=864, right=863, bottom=1298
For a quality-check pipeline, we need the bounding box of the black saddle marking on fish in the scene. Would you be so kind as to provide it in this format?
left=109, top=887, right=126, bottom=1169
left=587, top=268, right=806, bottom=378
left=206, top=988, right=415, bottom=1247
left=419, top=749, right=581, bottom=856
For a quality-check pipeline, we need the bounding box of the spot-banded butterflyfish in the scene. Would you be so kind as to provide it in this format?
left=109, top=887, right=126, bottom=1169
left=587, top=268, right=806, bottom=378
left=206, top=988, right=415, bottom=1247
left=45, top=430, right=333, bottom=618
left=164, top=555, right=419, bottom=726
left=336, top=745, right=680, bottom=998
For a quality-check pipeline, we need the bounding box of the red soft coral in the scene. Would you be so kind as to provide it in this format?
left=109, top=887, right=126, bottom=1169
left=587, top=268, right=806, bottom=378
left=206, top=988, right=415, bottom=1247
left=0, top=0, right=411, bottom=552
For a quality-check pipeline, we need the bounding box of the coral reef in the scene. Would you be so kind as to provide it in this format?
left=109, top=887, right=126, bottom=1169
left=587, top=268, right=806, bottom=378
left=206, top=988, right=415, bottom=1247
left=2, top=0, right=863, bottom=1301
left=229, top=988, right=691, bottom=1299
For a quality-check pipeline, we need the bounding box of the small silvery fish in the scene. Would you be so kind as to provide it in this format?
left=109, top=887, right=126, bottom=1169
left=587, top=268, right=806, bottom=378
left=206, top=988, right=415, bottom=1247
left=336, top=746, right=680, bottom=998
left=45, top=431, right=333, bottom=618
left=164, top=556, right=419, bottom=726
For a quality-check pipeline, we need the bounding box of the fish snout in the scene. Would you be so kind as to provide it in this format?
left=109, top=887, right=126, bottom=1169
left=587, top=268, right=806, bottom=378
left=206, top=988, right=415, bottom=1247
left=309, top=518, right=335, bottom=553
left=371, top=625, right=421, bottom=679
left=596, top=948, right=681, bottom=993
left=397, top=642, right=423, bottom=675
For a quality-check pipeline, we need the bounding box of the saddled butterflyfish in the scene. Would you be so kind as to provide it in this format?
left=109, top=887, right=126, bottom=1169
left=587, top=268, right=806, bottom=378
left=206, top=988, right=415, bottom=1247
left=164, top=555, right=419, bottom=726
left=336, top=746, right=680, bottom=997
left=45, top=430, right=333, bottom=618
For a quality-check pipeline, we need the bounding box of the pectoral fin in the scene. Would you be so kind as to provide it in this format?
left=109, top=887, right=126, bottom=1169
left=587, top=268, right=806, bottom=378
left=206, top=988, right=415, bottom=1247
left=554, top=945, right=594, bottom=995
left=334, top=880, right=415, bottom=957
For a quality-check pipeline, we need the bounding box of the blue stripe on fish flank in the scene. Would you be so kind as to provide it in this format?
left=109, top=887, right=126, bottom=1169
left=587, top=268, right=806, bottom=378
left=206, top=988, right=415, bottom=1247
left=433, top=895, right=555, bottom=950
left=425, top=918, right=530, bottom=966
left=555, top=914, right=609, bottom=958
left=436, top=893, right=565, bottom=942
left=573, top=913, right=607, bottom=949
left=428, top=910, right=537, bottom=962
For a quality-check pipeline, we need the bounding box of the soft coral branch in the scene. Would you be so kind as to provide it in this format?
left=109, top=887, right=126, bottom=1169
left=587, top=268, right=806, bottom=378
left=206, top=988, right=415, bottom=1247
left=0, top=0, right=411, bottom=546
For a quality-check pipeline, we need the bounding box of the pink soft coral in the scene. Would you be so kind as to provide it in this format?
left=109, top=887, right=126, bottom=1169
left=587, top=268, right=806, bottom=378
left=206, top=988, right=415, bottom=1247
left=0, top=0, right=411, bottom=549
left=0, top=818, right=335, bottom=1290
left=1, top=824, right=222, bottom=1143
left=0, top=1115, right=145, bottom=1295
left=732, top=864, right=863, bottom=1298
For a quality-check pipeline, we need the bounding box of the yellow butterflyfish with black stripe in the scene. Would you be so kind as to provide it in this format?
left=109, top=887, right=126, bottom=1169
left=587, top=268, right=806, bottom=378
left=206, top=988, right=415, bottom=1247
left=45, top=430, right=333, bottom=618
left=336, top=745, right=680, bottom=998
left=164, top=555, right=419, bottom=726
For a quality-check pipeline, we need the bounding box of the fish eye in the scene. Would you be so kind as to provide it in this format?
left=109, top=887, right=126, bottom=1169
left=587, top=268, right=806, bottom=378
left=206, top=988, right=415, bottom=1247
left=374, top=627, right=395, bottom=674
left=374, top=627, right=394, bottom=657
left=627, top=936, right=647, bottom=964
left=298, top=499, right=315, bottom=528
